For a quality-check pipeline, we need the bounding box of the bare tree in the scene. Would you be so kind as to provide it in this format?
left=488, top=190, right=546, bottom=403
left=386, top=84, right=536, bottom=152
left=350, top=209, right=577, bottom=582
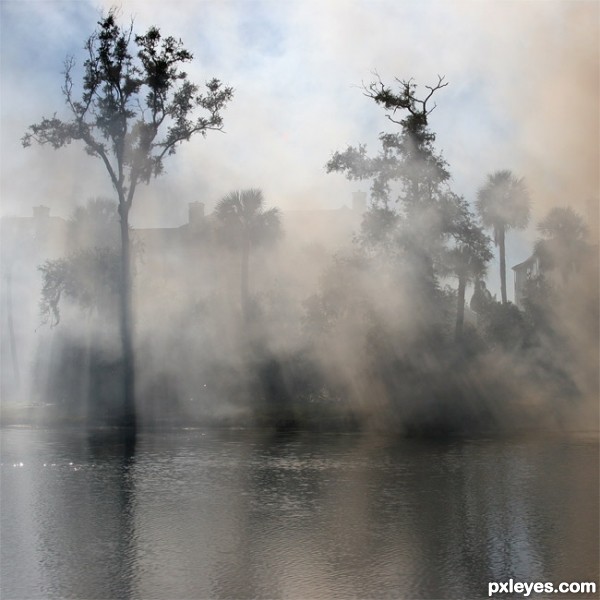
left=23, top=11, right=233, bottom=426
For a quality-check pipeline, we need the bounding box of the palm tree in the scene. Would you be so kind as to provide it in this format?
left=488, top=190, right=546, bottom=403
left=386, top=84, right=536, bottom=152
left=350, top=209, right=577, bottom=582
left=476, top=170, right=531, bottom=304
left=534, top=206, right=588, bottom=284
left=214, top=189, right=282, bottom=319
left=445, top=210, right=493, bottom=341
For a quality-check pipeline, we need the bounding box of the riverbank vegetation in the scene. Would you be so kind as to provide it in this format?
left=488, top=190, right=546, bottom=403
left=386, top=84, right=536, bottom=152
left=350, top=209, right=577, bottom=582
left=5, top=13, right=598, bottom=436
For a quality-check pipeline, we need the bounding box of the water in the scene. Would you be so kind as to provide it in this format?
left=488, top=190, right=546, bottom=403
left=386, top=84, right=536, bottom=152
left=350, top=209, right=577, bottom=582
left=1, top=428, right=598, bottom=599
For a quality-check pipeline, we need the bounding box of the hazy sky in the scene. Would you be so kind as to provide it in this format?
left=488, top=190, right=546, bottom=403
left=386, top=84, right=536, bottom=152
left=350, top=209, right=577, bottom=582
left=1, top=1, right=598, bottom=267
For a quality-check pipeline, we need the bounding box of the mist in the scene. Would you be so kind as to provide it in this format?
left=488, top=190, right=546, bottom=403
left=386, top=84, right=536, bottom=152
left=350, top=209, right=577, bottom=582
left=1, top=1, right=598, bottom=436
left=2, top=189, right=597, bottom=434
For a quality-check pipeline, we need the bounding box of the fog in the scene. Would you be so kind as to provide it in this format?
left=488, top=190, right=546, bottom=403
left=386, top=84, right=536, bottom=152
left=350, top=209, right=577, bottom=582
left=1, top=1, right=598, bottom=434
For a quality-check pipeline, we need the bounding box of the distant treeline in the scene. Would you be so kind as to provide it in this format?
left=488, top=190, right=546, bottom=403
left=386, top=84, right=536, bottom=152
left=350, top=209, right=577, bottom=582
left=28, top=78, right=598, bottom=434
left=10, top=12, right=598, bottom=434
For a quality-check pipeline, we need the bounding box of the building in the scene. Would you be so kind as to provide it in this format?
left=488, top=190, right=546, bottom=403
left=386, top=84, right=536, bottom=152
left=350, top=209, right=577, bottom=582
left=0, top=195, right=367, bottom=402
left=511, top=254, right=541, bottom=309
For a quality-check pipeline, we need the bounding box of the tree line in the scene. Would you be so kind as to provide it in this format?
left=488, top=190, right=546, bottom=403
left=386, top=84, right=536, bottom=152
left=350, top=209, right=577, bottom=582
left=23, top=12, right=597, bottom=432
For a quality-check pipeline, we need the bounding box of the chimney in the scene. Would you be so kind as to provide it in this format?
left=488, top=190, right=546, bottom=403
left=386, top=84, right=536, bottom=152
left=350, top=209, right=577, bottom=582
left=352, top=191, right=367, bottom=214
left=33, top=205, right=50, bottom=219
left=188, top=201, right=205, bottom=226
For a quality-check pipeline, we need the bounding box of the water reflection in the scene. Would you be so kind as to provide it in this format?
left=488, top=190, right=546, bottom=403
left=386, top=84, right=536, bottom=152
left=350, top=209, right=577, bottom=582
left=1, top=429, right=598, bottom=599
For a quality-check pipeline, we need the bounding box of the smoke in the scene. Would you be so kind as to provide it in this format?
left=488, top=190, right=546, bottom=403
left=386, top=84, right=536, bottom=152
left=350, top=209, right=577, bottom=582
left=2, top=2, right=597, bottom=217
left=456, top=1, right=599, bottom=221
left=1, top=1, right=597, bottom=433
left=2, top=189, right=597, bottom=433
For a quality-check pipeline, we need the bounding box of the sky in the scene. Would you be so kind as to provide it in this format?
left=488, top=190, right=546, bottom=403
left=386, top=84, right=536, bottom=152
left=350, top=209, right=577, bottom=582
left=1, top=0, right=598, bottom=291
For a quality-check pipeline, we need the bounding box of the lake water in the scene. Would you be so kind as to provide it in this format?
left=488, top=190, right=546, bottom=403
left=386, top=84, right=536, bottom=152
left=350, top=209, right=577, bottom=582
left=1, top=428, right=598, bottom=599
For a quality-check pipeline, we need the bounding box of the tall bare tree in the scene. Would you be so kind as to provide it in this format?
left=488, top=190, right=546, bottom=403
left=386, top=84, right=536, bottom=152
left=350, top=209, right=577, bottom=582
left=23, top=11, right=233, bottom=426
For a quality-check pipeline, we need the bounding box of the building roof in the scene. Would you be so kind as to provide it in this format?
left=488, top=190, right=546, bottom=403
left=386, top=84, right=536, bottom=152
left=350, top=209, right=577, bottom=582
left=512, top=254, right=537, bottom=271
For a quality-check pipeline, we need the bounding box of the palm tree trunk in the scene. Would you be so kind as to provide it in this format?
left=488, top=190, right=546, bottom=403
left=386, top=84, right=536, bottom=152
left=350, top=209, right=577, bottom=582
left=498, top=227, right=507, bottom=304
left=455, top=275, right=467, bottom=342
left=118, top=202, right=136, bottom=428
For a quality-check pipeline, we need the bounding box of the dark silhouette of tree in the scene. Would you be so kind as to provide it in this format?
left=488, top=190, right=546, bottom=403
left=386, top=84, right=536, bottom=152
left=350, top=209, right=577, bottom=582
left=326, top=75, right=464, bottom=302
left=358, top=205, right=400, bottom=254
left=521, top=273, right=557, bottom=339
left=326, top=75, right=450, bottom=209
left=481, top=301, right=530, bottom=351
left=476, top=170, right=531, bottom=304
left=522, top=207, right=598, bottom=404
left=534, top=206, right=589, bottom=284
left=214, top=189, right=282, bottom=320
left=470, top=279, right=494, bottom=316
left=23, top=11, right=233, bottom=426
left=443, top=202, right=493, bottom=341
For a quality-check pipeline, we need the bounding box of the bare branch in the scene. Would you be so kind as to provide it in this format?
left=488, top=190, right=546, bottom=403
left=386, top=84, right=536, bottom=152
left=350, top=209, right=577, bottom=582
left=385, top=114, right=403, bottom=126
left=422, top=75, right=448, bottom=114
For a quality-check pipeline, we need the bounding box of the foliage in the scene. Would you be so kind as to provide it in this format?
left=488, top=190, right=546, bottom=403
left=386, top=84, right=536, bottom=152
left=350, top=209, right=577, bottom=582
left=442, top=195, right=493, bottom=282
left=22, top=11, right=233, bottom=204
left=302, top=252, right=375, bottom=336
left=39, top=198, right=129, bottom=326
left=39, top=247, right=121, bottom=326
left=476, top=170, right=531, bottom=304
left=24, top=10, right=233, bottom=420
left=444, top=205, right=493, bottom=341
left=479, top=301, right=530, bottom=350
left=214, top=188, right=282, bottom=320
left=214, top=189, right=282, bottom=249
left=534, top=206, right=589, bottom=280
left=357, top=205, right=401, bottom=254
left=326, top=77, right=488, bottom=284
left=470, top=280, right=495, bottom=315
left=521, top=275, right=557, bottom=336
left=537, top=206, right=588, bottom=240
left=327, top=75, right=491, bottom=344
left=326, top=75, right=450, bottom=209
left=476, top=170, right=531, bottom=244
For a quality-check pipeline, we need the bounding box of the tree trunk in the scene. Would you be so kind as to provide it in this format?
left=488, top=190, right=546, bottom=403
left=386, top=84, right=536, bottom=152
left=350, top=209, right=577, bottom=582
left=118, top=202, right=136, bottom=428
left=455, top=275, right=467, bottom=342
left=241, top=236, right=250, bottom=322
left=499, top=227, right=507, bottom=304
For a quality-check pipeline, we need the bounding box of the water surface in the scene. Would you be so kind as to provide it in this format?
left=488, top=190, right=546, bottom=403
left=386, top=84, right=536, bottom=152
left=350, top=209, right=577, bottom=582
left=1, top=428, right=598, bottom=599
